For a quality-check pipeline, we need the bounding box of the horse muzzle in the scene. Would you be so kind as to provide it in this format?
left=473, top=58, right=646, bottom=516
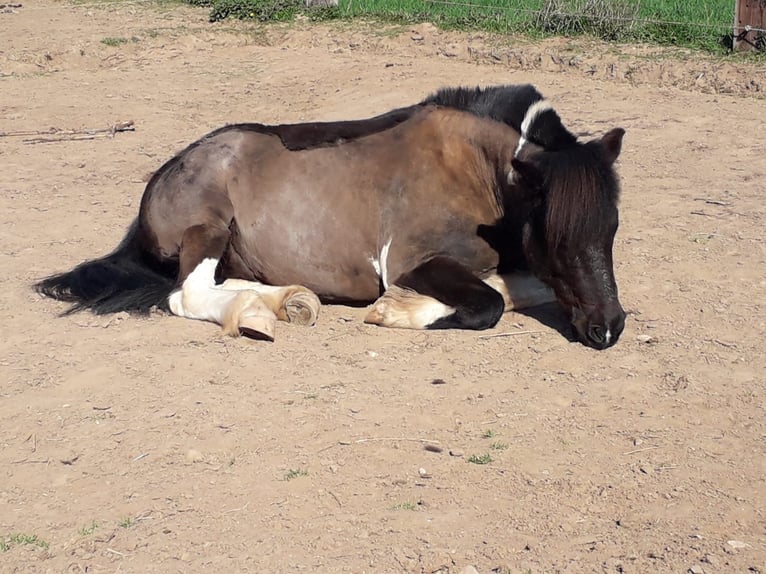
left=571, top=304, right=625, bottom=350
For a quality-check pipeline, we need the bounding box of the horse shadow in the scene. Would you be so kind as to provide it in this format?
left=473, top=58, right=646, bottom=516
left=513, top=302, right=576, bottom=343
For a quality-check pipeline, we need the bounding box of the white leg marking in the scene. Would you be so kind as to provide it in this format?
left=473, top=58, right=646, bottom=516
left=364, top=285, right=454, bottom=329
left=169, top=258, right=242, bottom=324
left=379, top=237, right=393, bottom=290
left=369, top=257, right=381, bottom=277
left=369, top=238, right=393, bottom=289
left=483, top=273, right=556, bottom=311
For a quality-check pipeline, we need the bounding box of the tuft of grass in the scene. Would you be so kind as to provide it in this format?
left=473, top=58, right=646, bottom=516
left=490, top=441, right=509, bottom=450
left=78, top=521, right=99, bottom=537
left=467, top=453, right=493, bottom=465
left=1, top=533, right=50, bottom=552
left=118, top=517, right=134, bottom=529
left=284, top=468, right=309, bottom=481
left=481, top=429, right=496, bottom=439
left=391, top=501, right=418, bottom=511
left=101, top=36, right=129, bottom=46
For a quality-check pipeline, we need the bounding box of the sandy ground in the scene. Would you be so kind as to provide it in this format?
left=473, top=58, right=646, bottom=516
left=1, top=2, right=765, bottom=573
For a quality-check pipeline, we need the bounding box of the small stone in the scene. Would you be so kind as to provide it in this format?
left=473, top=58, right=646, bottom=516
left=449, top=450, right=464, bottom=457
left=688, top=565, right=705, bottom=574
left=726, top=540, right=750, bottom=549
left=366, top=351, right=378, bottom=358
left=636, top=334, right=655, bottom=344
left=418, top=467, right=431, bottom=478
left=458, top=567, right=480, bottom=574
left=186, top=449, right=204, bottom=463
left=701, top=554, right=717, bottom=565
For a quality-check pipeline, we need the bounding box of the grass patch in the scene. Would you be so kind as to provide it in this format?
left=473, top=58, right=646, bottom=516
left=490, top=441, right=509, bottom=450
left=1, top=533, right=50, bottom=552
left=118, top=517, right=135, bottom=529
left=101, top=37, right=129, bottom=46
left=467, top=453, right=493, bottom=465
left=481, top=429, right=496, bottom=438
left=78, top=521, right=99, bottom=537
left=284, top=468, right=309, bottom=481
left=183, top=0, right=749, bottom=54
left=391, top=501, right=418, bottom=511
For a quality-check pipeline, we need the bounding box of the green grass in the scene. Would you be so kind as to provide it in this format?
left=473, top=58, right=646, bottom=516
left=391, top=501, right=418, bottom=510
left=118, top=517, right=135, bottom=529
left=283, top=468, right=309, bottom=481
left=101, top=36, right=130, bottom=46
left=490, top=441, right=509, bottom=450
left=481, top=429, right=496, bottom=438
left=467, top=453, right=493, bottom=464
left=185, top=0, right=746, bottom=54
left=78, top=521, right=99, bottom=536
left=1, top=533, right=50, bottom=552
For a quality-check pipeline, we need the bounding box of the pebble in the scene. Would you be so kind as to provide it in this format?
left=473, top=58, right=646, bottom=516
left=458, top=567, right=480, bottom=574
left=636, top=334, right=655, bottom=344
left=726, top=540, right=749, bottom=549
left=688, top=565, right=704, bottom=574
left=449, top=450, right=464, bottom=457
left=186, top=449, right=204, bottom=463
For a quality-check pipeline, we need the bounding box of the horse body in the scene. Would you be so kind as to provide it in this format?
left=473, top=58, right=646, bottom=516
left=37, top=84, right=627, bottom=349
left=142, top=106, right=514, bottom=301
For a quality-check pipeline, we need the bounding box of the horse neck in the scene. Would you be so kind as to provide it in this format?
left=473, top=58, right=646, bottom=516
left=433, top=109, right=519, bottom=211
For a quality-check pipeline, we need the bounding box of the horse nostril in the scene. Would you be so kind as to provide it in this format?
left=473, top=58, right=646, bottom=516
left=588, top=324, right=606, bottom=344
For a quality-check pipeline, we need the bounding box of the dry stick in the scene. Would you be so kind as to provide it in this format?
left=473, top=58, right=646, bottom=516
left=1, top=120, right=134, bottom=139
left=352, top=437, right=440, bottom=445
left=694, top=197, right=730, bottom=206
left=622, top=445, right=660, bottom=455
left=17, top=121, right=134, bottom=144
left=479, top=330, right=544, bottom=340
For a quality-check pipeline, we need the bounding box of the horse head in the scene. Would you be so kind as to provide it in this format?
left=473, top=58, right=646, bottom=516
left=510, top=101, right=626, bottom=350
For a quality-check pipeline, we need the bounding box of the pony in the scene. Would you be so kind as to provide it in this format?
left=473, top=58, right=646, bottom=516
left=36, top=84, right=626, bottom=349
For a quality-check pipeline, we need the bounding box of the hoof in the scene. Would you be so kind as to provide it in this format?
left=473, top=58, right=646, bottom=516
left=238, top=314, right=276, bottom=342
left=283, top=290, right=320, bottom=326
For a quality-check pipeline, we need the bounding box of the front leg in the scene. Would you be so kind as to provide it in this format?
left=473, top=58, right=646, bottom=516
left=364, top=256, right=505, bottom=330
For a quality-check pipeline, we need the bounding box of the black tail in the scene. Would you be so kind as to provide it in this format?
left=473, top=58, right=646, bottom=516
left=35, top=219, right=177, bottom=316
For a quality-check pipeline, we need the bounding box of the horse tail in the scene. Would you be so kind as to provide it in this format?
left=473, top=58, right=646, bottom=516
left=34, top=218, right=176, bottom=315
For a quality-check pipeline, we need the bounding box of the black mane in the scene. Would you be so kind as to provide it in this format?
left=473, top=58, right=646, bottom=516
left=420, top=84, right=544, bottom=133
left=202, top=84, right=548, bottom=152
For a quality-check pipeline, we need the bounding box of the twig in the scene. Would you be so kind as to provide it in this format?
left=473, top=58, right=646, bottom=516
left=479, top=330, right=544, bottom=340
left=328, top=491, right=342, bottom=508
left=622, top=446, right=660, bottom=455
left=223, top=502, right=249, bottom=514
left=16, top=121, right=135, bottom=144
left=354, top=437, right=440, bottom=444
left=694, top=198, right=730, bottom=206
left=106, top=548, right=127, bottom=557
left=690, top=210, right=722, bottom=218
left=132, top=452, right=149, bottom=462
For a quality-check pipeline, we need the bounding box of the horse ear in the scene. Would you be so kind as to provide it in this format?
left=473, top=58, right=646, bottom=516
left=600, top=127, right=625, bottom=165
left=510, top=157, right=544, bottom=190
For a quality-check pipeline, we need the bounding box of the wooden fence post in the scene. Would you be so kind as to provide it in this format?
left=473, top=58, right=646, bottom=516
left=733, top=0, right=766, bottom=51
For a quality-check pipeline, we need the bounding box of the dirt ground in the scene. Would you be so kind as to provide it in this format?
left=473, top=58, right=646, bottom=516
left=1, top=1, right=765, bottom=573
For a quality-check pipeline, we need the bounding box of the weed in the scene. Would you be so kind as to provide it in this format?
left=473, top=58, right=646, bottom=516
left=118, top=517, right=134, bottom=529
left=78, top=521, right=99, bottom=536
left=284, top=468, right=308, bottom=481
left=391, top=501, right=417, bottom=511
left=490, top=441, right=509, bottom=450
left=101, top=37, right=129, bottom=46
left=1, top=533, right=50, bottom=552
left=467, top=453, right=493, bottom=465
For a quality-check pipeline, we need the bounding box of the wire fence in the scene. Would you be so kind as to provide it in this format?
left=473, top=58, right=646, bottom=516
left=4, top=0, right=764, bottom=51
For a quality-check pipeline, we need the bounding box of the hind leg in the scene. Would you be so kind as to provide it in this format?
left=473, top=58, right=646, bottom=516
left=167, top=224, right=280, bottom=341
left=218, top=279, right=320, bottom=327
left=365, top=256, right=505, bottom=330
